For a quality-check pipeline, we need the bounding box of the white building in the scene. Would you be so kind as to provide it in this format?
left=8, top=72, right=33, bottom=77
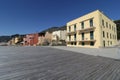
left=52, top=30, right=66, bottom=41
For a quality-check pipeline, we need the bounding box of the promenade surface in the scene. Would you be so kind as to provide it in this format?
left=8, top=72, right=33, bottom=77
left=0, top=46, right=120, bottom=80
left=51, top=46, right=120, bottom=59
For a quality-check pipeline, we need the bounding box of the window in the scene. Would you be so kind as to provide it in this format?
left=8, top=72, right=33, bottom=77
left=103, top=40, right=105, bottom=47
left=74, top=42, right=76, bottom=45
left=90, top=42, right=94, bottom=46
left=29, top=37, right=32, bottom=39
left=90, top=19, right=93, bottom=27
left=110, top=33, right=111, bottom=39
left=74, top=34, right=76, bottom=41
left=81, top=22, right=84, bottom=29
left=103, top=31, right=105, bottom=38
left=106, top=22, right=108, bottom=28
left=108, top=41, right=109, bottom=46
left=69, top=35, right=71, bottom=41
left=102, top=19, right=104, bottom=27
left=109, top=24, right=111, bottom=29
left=82, top=42, right=85, bottom=46
left=82, top=33, right=84, bottom=40
left=71, top=42, right=73, bottom=45
left=107, top=32, right=109, bottom=38
left=69, top=26, right=71, bottom=32
left=113, top=35, right=114, bottom=39
left=111, top=41, right=112, bottom=45
left=74, top=24, right=76, bottom=31
left=90, top=31, right=94, bottom=40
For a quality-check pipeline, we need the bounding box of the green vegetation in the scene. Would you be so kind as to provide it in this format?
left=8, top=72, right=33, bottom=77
left=0, top=36, right=11, bottom=42
left=39, top=25, right=66, bottom=34
left=114, top=20, right=120, bottom=40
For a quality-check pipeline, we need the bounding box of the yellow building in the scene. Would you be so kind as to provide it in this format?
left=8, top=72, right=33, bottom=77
left=66, top=10, right=117, bottom=48
left=15, top=37, right=20, bottom=44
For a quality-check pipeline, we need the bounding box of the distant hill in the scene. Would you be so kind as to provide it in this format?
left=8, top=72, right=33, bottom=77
left=59, top=25, right=66, bottom=30
left=114, top=20, right=120, bottom=40
left=39, top=25, right=66, bottom=34
left=0, top=34, right=25, bottom=43
left=40, top=27, right=59, bottom=33
left=0, top=36, right=11, bottom=42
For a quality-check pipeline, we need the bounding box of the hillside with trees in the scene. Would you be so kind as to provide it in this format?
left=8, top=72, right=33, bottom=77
left=0, top=36, right=11, bottom=42
left=39, top=25, right=66, bottom=34
left=114, top=20, right=120, bottom=40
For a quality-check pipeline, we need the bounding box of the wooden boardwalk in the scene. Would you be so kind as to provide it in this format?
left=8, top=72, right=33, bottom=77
left=0, top=46, right=120, bottom=80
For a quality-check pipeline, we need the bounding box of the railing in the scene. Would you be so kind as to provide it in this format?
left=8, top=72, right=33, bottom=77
left=78, top=27, right=96, bottom=34
left=67, top=31, right=77, bottom=35
left=79, top=39, right=96, bottom=42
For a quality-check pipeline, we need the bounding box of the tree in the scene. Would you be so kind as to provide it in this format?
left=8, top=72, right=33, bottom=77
left=114, top=20, right=120, bottom=40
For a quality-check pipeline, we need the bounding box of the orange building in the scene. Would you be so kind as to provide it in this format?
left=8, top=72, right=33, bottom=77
left=23, top=33, right=38, bottom=46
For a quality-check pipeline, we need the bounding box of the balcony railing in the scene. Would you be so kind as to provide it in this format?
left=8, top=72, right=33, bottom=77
left=67, top=30, right=77, bottom=35
left=66, top=39, right=77, bottom=43
left=78, top=26, right=96, bottom=34
left=78, top=38, right=96, bottom=42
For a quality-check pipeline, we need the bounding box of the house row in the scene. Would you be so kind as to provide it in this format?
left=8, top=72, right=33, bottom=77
left=8, top=10, right=118, bottom=48
left=8, top=36, right=23, bottom=45
left=8, top=30, right=67, bottom=46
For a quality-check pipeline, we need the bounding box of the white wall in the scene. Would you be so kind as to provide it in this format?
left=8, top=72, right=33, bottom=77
left=52, top=30, right=66, bottom=41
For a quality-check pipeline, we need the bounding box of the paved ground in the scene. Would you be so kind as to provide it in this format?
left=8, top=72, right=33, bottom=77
left=0, top=46, right=120, bottom=80
left=51, top=46, right=120, bottom=59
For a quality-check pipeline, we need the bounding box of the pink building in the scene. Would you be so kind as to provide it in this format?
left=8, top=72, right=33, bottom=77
left=23, top=33, right=38, bottom=46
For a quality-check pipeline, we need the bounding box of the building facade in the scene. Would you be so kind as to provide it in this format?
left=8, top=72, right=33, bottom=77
left=66, top=10, right=117, bottom=48
left=44, top=31, right=52, bottom=44
left=52, top=30, right=66, bottom=41
left=8, top=38, right=15, bottom=45
left=23, top=33, right=38, bottom=46
left=38, top=33, right=45, bottom=45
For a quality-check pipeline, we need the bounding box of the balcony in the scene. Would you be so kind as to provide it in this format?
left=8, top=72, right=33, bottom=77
left=78, top=38, right=96, bottom=42
left=66, top=39, right=77, bottom=43
left=78, top=26, right=96, bottom=34
left=67, top=30, right=77, bottom=35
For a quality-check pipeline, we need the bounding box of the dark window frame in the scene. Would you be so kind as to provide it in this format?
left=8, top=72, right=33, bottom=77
left=106, top=22, right=108, bottom=28
left=110, top=33, right=111, bottom=39
left=69, top=26, right=71, bottom=32
left=103, top=31, right=105, bottom=38
left=82, top=42, right=85, bottom=46
left=69, top=35, right=71, bottom=41
left=74, top=24, right=76, bottom=31
left=90, top=31, right=94, bottom=40
left=74, top=34, right=76, bottom=41
left=90, top=42, right=94, bottom=46
left=81, top=22, right=84, bottom=29
left=109, top=24, right=111, bottom=29
left=102, top=19, right=104, bottom=27
left=90, top=19, right=93, bottom=27
left=103, top=40, right=105, bottom=47
left=107, top=32, right=109, bottom=38
left=74, top=42, right=76, bottom=45
left=82, top=33, right=84, bottom=40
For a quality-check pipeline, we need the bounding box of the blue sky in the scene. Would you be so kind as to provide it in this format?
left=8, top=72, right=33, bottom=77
left=0, top=0, right=119, bottom=35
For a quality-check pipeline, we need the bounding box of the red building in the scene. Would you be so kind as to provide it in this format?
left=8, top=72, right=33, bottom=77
left=23, top=33, right=38, bottom=46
